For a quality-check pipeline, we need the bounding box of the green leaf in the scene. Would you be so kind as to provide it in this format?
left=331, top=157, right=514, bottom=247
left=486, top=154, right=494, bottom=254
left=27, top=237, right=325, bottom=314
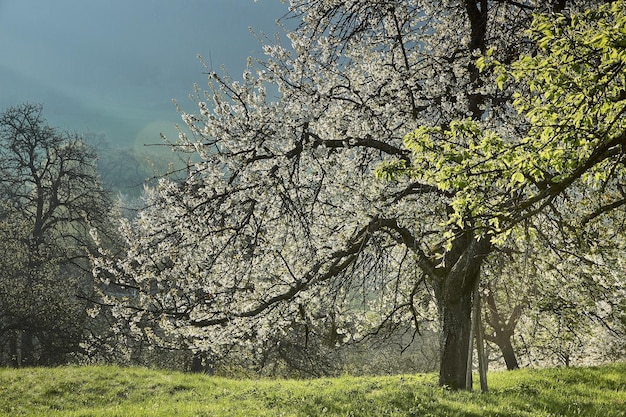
left=511, top=171, right=525, bottom=185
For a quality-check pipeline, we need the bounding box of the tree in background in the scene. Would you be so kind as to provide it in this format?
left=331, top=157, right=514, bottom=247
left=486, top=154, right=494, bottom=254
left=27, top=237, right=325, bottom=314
left=479, top=219, right=626, bottom=370
left=0, top=103, right=113, bottom=366
left=94, top=0, right=609, bottom=389
left=514, top=211, right=626, bottom=367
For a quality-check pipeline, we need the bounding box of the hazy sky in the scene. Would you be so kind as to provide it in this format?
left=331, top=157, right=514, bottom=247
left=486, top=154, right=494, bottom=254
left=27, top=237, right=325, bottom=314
left=0, top=0, right=289, bottom=149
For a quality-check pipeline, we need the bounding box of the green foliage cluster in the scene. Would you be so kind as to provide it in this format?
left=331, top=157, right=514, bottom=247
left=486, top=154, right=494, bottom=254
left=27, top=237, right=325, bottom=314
left=499, top=0, right=626, bottom=191
left=377, top=0, right=626, bottom=242
left=0, top=364, right=625, bottom=416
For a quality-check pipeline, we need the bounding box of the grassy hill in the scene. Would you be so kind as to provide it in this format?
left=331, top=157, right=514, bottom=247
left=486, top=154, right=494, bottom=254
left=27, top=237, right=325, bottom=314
left=0, top=363, right=624, bottom=416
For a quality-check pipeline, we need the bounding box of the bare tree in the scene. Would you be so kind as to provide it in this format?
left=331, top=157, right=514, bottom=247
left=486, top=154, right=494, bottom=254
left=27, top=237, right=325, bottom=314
left=0, top=103, right=112, bottom=366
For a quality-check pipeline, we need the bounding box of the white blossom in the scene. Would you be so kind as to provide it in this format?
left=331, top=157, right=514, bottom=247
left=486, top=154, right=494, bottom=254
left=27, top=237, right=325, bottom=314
left=93, top=0, right=612, bottom=370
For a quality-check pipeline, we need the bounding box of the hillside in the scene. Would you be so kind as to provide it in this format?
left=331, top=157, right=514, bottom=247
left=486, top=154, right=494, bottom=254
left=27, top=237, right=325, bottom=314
left=0, top=363, right=625, bottom=416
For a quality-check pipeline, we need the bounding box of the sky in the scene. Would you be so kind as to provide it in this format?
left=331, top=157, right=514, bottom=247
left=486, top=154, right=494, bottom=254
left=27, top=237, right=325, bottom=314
left=0, top=0, right=290, bottom=150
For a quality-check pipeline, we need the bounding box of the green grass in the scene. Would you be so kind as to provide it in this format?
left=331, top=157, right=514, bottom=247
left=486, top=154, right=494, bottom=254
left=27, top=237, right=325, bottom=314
left=0, top=363, right=625, bottom=416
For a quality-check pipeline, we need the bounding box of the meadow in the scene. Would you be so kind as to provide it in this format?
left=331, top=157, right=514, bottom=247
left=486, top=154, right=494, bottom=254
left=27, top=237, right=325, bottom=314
left=0, top=363, right=624, bottom=416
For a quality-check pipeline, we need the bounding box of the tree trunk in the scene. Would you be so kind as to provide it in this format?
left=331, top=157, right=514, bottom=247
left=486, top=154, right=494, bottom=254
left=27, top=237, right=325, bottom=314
left=499, top=335, right=519, bottom=370
left=9, top=331, right=19, bottom=368
left=191, top=354, right=204, bottom=373
left=21, top=331, right=36, bottom=366
left=466, top=289, right=476, bottom=390
left=439, top=288, right=474, bottom=389
left=484, top=286, right=522, bottom=370
left=474, top=283, right=488, bottom=392
left=434, top=235, right=491, bottom=389
left=485, top=329, right=520, bottom=370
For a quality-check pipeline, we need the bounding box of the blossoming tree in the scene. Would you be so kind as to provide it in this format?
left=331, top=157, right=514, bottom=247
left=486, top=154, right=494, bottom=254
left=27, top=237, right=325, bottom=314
left=94, top=0, right=609, bottom=389
left=378, top=0, right=625, bottom=374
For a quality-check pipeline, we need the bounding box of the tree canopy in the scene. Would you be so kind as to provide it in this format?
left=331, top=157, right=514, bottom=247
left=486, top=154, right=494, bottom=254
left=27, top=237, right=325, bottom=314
left=378, top=0, right=626, bottom=240
left=93, top=0, right=618, bottom=389
left=375, top=0, right=626, bottom=375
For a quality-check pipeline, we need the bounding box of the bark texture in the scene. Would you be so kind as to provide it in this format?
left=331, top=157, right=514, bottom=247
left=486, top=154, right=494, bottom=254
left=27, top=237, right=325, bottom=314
left=433, top=235, right=491, bottom=389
